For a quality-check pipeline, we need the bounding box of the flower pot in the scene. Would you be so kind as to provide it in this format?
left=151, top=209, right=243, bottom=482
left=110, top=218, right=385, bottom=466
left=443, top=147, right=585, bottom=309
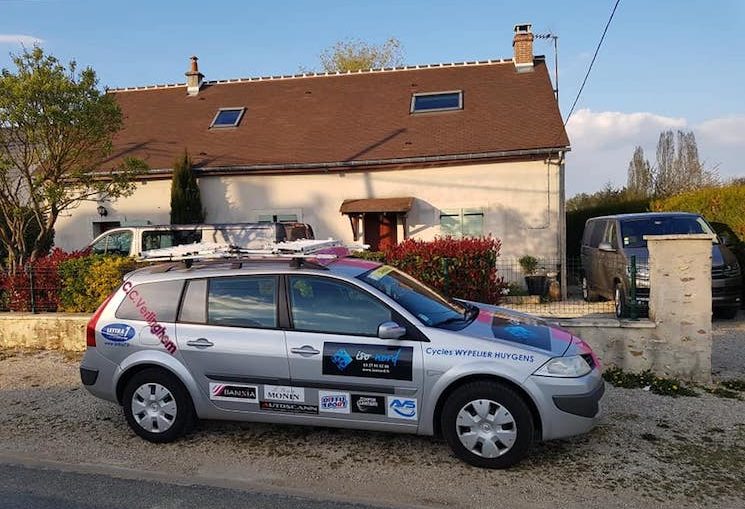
left=524, top=275, right=547, bottom=296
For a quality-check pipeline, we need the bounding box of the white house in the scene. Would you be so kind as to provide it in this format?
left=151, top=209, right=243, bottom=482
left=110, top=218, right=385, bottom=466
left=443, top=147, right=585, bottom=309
left=55, top=24, right=569, bottom=269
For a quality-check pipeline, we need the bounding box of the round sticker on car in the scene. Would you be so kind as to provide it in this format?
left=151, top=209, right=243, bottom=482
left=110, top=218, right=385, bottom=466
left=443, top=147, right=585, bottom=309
left=100, top=323, right=136, bottom=343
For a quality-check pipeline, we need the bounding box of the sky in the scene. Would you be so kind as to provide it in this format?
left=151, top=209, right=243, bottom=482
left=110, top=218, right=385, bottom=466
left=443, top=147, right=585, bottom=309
left=1, top=0, right=744, bottom=196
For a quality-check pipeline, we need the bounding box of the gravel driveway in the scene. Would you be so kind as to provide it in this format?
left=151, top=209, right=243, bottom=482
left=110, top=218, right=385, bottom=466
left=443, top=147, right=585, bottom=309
left=0, top=323, right=743, bottom=509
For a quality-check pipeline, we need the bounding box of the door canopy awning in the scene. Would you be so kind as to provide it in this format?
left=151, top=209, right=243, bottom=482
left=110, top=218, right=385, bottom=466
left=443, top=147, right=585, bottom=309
left=340, top=197, right=414, bottom=214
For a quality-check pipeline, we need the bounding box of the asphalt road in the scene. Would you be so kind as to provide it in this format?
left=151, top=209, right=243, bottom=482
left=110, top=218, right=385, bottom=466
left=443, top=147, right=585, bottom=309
left=0, top=462, right=385, bottom=509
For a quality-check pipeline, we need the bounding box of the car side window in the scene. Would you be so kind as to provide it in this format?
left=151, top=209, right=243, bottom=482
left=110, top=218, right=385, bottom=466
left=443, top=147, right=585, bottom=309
left=588, top=220, right=606, bottom=248
left=106, top=231, right=133, bottom=256
left=142, top=231, right=174, bottom=251
left=179, top=279, right=207, bottom=323
left=91, top=235, right=109, bottom=254
left=116, top=280, right=184, bottom=322
left=288, top=276, right=391, bottom=336
left=207, top=276, right=278, bottom=328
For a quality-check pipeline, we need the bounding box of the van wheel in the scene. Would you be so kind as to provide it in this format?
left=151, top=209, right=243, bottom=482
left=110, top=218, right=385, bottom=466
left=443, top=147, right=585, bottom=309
left=122, top=368, right=193, bottom=443
left=714, top=307, right=739, bottom=320
left=582, top=276, right=599, bottom=302
left=440, top=381, right=534, bottom=469
left=614, top=282, right=627, bottom=318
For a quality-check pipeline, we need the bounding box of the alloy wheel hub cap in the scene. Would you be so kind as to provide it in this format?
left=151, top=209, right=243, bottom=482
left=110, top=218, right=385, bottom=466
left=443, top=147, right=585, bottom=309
left=455, top=399, right=517, bottom=459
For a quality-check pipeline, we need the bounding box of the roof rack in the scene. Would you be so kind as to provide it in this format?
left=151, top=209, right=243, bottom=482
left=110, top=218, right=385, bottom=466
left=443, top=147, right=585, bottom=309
left=139, top=239, right=367, bottom=267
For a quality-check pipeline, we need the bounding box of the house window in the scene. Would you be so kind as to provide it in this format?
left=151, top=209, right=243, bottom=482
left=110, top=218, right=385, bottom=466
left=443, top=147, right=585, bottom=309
left=411, top=91, right=463, bottom=113
left=439, top=208, right=484, bottom=237
left=210, top=107, right=245, bottom=128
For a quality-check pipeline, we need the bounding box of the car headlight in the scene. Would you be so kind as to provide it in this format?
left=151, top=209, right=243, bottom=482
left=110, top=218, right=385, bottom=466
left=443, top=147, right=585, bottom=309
left=534, top=355, right=592, bottom=378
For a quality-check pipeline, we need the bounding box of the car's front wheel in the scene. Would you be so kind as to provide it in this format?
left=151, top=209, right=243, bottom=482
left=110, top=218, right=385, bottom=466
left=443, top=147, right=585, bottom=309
left=614, top=282, right=627, bottom=318
left=122, top=368, right=193, bottom=443
left=440, top=380, right=534, bottom=468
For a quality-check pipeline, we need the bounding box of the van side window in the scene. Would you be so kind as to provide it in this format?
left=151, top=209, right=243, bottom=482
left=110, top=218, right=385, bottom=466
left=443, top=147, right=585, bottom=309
left=603, top=221, right=618, bottom=249
left=588, top=220, right=606, bottom=248
left=94, top=231, right=132, bottom=256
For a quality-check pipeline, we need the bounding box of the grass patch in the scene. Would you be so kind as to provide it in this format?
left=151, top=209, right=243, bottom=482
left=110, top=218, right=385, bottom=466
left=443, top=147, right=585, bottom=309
left=721, top=379, right=745, bottom=392
left=703, top=385, right=742, bottom=400
left=602, top=367, right=698, bottom=397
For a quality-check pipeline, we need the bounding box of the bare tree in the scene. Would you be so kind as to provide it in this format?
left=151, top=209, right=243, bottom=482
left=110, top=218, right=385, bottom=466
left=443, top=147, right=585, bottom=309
left=0, top=47, right=146, bottom=271
left=315, top=37, right=403, bottom=72
left=626, top=146, right=653, bottom=197
left=653, top=129, right=718, bottom=197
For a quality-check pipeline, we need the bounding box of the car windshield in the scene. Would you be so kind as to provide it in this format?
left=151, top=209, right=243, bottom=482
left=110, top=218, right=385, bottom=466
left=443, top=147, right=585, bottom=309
left=620, top=216, right=717, bottom=248
left=357, top=265, right=472, bottom=328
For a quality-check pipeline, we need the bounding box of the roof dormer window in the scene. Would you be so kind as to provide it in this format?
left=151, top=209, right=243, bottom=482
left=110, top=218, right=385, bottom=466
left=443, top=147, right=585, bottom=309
left=210, top=107, right=245, bottom=128
left=410, top=91, right=463, bottom=113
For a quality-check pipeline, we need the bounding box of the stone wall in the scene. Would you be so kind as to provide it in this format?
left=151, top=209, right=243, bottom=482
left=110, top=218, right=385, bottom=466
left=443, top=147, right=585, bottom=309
left=0, top=313, right=88, bottom=352
left=562, top=234, right=714, bottom=382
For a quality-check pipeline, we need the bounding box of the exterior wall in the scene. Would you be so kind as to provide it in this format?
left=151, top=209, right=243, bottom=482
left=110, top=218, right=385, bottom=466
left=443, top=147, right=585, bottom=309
left=54, top=180, right=172, bottom=251
left=53, top=159, right=562, bottom=260
left=0, top=313, right=88, bottom=351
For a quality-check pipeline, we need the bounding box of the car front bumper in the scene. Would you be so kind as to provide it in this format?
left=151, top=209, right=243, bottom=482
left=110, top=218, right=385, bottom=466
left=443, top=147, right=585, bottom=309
left=525, top=369, right=605, bottom=441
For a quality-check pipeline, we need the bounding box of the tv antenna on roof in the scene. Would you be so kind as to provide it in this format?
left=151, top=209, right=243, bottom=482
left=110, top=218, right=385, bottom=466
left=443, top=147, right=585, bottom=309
left=534, top=32, right=559, bottom=102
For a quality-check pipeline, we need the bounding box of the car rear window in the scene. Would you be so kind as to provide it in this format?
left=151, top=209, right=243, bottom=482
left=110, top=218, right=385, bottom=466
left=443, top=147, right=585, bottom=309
left=116, top=280, right=184, bottom=322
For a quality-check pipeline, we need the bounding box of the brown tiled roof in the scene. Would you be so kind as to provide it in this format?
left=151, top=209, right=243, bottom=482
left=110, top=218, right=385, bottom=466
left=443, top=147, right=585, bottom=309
left=105, top=59, right=569, bottom=174
left=340, top=197, right=415, bottom=214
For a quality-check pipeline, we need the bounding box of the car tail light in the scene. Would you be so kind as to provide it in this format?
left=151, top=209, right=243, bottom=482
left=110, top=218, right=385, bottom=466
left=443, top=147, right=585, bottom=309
left=86, top=292, right=115, bottom=348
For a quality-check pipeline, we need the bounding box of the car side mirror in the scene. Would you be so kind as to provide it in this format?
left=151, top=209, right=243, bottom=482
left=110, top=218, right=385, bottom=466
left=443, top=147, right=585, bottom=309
left=378, top=321, right=406, bottom=340
left=598, top=242, right=616, bottom=252
left=720, top=234, right=730, bottom=246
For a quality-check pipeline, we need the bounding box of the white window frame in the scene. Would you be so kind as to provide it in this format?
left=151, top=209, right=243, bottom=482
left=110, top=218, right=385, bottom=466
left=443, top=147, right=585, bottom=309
left=439, top=207, right=485, bottom=237
left=209, top=107, right=246, bottom=128
left=410, top=90, right=463, bottom=113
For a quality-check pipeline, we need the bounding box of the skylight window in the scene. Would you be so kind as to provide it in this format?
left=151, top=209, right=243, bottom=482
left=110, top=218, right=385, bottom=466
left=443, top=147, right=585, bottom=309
left=411, top=91, right=463, bottom=113
left=210, top=107, right=245, bottom=128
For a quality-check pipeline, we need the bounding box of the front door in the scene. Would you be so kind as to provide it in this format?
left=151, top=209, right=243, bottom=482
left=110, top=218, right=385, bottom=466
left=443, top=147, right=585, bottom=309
left=364, top=213, right=398, bottom=251
left=284, top=275, right=424, bottom=426
left=175, top=276, right=289, bottom=412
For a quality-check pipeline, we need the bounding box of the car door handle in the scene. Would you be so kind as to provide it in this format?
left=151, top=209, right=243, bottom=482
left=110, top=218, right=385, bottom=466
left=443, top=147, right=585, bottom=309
left=186, top=338, right=214, bottom=348
left=290, top=345, right=320, bottom=356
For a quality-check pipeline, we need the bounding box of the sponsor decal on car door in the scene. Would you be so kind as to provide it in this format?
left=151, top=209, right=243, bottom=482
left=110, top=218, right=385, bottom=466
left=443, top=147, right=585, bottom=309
left=322, top=342, right=413, bottom=381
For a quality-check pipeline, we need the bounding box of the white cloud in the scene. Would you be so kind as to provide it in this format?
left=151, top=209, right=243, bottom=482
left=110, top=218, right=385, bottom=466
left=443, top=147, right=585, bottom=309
left=0, top=34, right=44, bottom=46
left=564, top=109, right=745, bottom=195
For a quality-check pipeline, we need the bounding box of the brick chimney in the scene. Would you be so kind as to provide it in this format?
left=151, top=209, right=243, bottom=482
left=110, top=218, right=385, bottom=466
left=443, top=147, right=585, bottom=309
left=513, top=24, right=534, bottom=72
left=185, top=56, right=204, bottom=96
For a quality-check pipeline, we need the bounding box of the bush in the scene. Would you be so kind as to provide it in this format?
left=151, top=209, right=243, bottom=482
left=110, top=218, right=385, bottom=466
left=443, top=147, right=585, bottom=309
left=350, top=250, right=386, bottom=262
left=383, top=236, right=507, bottom=304
left=0, top=249, right=81, bottom=311
left=58, top=255, right=138, bottom=312
left=602, top=367, right=698, bottom=397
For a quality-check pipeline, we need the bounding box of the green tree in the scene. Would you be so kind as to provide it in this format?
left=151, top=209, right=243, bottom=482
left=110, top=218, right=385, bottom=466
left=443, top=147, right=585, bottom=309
left=0, top=47, right=146, bottom=271
left=316, top=37, right=403, bottom=72
left=170, top=150, right=205, bottom=224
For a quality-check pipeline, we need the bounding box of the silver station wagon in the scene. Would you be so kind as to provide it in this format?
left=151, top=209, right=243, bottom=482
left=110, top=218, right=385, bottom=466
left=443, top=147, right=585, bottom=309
left=80, top=256, right=604, bottom=468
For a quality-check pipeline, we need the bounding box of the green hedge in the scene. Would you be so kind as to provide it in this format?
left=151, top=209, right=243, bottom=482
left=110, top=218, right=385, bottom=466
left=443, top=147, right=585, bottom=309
left=58, top=255, right=138, bottom=312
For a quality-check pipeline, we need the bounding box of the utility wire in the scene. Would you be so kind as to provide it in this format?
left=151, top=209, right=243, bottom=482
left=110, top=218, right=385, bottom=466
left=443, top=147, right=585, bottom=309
left=564, top=0, right=621, bottom=125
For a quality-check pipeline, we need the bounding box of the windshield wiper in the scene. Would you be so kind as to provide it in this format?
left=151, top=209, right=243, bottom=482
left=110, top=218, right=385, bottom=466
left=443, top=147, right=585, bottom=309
left=433, top=316, right=468, bottom=327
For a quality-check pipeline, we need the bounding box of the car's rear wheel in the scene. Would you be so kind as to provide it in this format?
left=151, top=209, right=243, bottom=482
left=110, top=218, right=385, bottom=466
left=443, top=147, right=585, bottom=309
left=440, top=381, right=534, bottom=468
left=122, top=368, right=193, bottom=443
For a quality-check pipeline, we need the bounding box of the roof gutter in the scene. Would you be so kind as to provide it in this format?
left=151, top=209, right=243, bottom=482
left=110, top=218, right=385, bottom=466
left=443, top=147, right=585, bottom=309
left=131, top=146, right=571, bottom=177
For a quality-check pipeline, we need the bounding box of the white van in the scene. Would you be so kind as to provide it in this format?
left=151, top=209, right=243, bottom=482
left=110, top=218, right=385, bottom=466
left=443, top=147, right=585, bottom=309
left=88, top=222, right=315, bottom=258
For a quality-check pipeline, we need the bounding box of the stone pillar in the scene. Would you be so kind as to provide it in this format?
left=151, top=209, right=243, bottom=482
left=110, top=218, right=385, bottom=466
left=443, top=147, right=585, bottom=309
left=645, top=234, right=713, bottom=382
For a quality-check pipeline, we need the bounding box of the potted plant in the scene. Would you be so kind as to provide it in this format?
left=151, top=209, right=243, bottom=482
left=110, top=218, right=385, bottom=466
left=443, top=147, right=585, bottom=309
left=519, top=255, right=547, bottom=296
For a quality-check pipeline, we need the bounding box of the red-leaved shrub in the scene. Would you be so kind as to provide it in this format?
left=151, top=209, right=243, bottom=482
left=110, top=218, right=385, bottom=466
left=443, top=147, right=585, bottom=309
left=0, top=249, right=85, bottom=312
left=384, top=236, right=507, bottom=304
